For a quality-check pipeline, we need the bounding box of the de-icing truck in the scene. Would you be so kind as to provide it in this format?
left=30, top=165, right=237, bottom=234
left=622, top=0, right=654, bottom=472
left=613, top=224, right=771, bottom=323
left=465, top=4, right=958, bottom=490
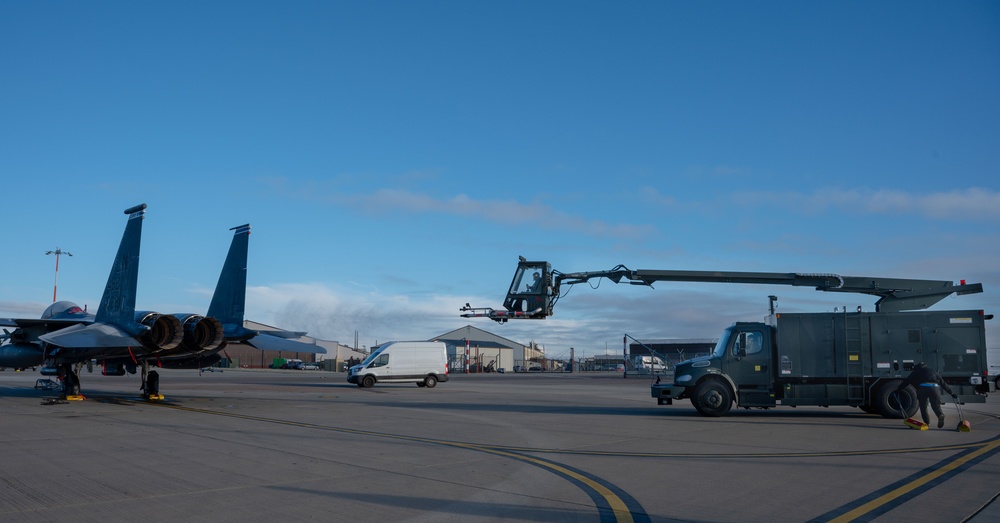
left=461, top=257, right=990, bottom=418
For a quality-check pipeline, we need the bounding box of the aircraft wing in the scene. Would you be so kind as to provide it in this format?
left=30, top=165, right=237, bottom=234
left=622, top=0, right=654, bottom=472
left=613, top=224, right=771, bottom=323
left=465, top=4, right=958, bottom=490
left=258, top=329, right=308, bottom=339
left=245, top=332, right=326, bottom=354
left=1, top=318, right=91, bottom=329
left=38, top=322, right=143, bottom=349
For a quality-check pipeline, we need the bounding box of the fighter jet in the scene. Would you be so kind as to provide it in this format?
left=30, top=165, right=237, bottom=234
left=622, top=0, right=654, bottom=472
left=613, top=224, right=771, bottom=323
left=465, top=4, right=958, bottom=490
left=0, top=204, right=323, bottom=400
left=0, top=204, right=176, bottom=397
left=95, top=222, right=326, bottom=398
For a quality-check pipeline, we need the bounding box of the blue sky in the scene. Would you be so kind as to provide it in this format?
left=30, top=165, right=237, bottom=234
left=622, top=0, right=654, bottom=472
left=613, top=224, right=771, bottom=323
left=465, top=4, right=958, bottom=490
left=2, top=1, right=998, bottom=360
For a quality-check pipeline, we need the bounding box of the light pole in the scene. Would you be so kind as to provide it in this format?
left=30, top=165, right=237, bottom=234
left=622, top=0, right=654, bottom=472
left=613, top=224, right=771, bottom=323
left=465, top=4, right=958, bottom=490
left=45, top=247, right=72, bottom=302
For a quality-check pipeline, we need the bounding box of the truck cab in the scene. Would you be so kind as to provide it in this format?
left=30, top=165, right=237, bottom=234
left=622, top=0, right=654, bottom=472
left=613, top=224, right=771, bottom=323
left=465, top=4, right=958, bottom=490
left=655, top=323, right=775, bottom=416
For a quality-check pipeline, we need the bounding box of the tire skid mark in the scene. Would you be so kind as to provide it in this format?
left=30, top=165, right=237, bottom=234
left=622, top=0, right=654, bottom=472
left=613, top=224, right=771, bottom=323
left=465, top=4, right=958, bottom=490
left=138, top=400, right=649, bottom=523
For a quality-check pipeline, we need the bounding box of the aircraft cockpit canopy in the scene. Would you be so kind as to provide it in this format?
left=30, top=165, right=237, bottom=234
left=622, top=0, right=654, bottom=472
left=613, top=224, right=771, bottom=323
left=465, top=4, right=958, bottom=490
left=41, top=300, right=88, bottom=320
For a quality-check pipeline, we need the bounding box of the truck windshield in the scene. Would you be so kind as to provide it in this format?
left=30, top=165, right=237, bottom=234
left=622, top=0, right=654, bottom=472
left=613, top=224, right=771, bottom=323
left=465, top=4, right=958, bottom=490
left=711, top=329, right=732, bottom=358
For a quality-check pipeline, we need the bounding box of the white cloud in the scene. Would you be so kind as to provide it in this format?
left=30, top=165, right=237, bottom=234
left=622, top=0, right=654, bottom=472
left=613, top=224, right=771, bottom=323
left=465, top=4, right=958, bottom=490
left=0, top=300, right=50, bottom=318
left=326, top=188, right=655, bottom=239
left=740, top=187, right=1000, bottom=220
left=246, top=283, right=490, bottom=346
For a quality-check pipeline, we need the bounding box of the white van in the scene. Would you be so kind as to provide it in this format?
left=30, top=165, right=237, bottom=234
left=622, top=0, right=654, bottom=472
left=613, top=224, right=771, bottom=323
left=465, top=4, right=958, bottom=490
left=634, top=355, right=666, bottom=372
left=347, top=341, right=450, bottom=388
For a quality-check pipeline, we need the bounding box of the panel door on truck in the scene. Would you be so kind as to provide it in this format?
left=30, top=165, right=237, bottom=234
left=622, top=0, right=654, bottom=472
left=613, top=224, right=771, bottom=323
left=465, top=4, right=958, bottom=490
left=727, top=327, right=776, bottom=406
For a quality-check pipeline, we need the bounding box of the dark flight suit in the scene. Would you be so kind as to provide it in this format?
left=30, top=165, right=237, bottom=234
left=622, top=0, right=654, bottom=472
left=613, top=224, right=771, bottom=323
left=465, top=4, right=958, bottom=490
left=897, top=363, right=955, bottom=428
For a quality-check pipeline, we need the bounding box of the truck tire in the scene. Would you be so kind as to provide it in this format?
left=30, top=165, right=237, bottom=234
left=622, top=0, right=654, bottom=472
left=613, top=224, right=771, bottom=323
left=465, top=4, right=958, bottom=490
left=423, top=375, right=438, bottom=388
left=692, top=379, right=733, bottom=417
left=874, top=382, right=917, bottom=419
left=361, top=375, right=376, bottom=388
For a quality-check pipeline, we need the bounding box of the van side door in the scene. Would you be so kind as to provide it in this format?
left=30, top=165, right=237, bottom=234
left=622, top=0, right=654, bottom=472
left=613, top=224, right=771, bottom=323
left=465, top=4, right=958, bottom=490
left=369, top=353, right=391, bottom=376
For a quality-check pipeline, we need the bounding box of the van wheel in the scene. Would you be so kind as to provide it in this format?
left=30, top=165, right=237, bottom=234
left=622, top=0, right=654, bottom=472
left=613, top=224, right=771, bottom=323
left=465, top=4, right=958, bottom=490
left=424, top=375, right=438, bottom=388
left=361, top=375, right=375, bottom=388
left=692, top=379, right=732, bottom=417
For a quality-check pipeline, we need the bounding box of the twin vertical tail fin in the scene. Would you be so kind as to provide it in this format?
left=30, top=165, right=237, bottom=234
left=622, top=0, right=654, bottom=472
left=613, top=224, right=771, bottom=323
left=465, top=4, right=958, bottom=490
left=207, top=224, right=250, bottom=333
left=94, top=204, right=147, bottom=335
left=39, top=204, right=148, bottom=352
left=204, top=224, right=325, bottom=355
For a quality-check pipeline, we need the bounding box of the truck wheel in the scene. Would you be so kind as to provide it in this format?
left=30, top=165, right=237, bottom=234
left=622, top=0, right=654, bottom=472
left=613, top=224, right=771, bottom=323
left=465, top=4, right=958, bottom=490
left=361, top=375, right=376, bottom=388
left=423, top=375, right=438, bottom=388
left=994, top=375, right=1000, bottom=390
left=875, top=382, right=917, bottom=419
left=692, top=380, right=733, bottom=417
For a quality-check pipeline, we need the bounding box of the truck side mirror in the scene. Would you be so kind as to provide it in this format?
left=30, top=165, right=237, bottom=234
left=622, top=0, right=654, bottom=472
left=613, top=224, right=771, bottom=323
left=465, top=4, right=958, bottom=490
left=735, top=332, right=747, bottom=358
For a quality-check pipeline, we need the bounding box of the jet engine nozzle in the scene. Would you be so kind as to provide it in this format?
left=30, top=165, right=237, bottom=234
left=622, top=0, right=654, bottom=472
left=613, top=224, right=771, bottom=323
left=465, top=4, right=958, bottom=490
left=176, top=314, right=225, bottom=353
left=135, top=311, right=184, bottom=352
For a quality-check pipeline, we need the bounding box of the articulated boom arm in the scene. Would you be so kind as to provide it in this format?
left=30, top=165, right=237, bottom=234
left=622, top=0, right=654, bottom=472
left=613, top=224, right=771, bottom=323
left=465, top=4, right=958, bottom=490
left=459, top=257, right=983, bottom=322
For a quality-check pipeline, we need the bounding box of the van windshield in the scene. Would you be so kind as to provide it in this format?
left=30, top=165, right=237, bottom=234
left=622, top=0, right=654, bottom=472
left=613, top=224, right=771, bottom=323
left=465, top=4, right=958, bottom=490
left=361, top=347, right=385, bottom=366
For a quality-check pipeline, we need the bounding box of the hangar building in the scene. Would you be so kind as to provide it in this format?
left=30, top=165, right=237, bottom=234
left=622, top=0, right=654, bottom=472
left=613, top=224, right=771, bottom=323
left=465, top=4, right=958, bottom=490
left=432, top=325, right=544, bottom=373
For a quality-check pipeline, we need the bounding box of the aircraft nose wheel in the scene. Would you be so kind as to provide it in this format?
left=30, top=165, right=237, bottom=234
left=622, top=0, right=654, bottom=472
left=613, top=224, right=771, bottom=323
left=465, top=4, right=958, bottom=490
left=143, top=369, right=164, bottom=401
left=60, top=365, right=84, bottom=401
left=64, top=373, right=81, bottom=396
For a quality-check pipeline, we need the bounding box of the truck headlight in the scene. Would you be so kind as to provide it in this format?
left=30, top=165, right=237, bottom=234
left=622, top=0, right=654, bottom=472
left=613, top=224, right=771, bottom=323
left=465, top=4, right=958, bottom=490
left=676, top=374, right=692, bottom=383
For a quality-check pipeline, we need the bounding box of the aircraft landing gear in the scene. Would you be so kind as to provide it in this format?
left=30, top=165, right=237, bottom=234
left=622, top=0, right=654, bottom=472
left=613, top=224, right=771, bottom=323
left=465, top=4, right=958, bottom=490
left=141, top=361, right=163, bottom=401
left=60, top=364, right=85, bottom=401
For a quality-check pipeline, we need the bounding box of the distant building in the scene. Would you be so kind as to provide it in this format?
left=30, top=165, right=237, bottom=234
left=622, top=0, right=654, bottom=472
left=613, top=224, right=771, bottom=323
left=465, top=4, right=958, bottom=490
left=219, top=320, right=367, bottom=370
left=432, top=325, right=543, bottom=373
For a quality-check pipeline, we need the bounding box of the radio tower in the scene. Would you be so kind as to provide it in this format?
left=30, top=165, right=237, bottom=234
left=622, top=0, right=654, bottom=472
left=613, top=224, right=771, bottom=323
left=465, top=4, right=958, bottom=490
left=45, top=247, right=73, bottom=302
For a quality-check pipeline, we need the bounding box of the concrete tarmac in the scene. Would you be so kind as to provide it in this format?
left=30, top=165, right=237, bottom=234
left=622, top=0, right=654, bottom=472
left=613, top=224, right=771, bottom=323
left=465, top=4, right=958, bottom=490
left=1, top=368, right=998, bottom=523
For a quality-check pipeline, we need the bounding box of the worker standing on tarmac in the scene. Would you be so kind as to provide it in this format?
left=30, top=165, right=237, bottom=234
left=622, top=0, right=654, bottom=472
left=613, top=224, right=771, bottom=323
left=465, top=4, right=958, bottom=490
left=896, top=362, right=957, bottom=428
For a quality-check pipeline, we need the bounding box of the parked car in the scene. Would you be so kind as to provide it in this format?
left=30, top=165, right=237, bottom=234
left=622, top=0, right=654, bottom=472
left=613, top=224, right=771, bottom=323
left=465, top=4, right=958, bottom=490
left=281, top=359, right=304, bottom=369
left=299, top=363, right=319, bottom=370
